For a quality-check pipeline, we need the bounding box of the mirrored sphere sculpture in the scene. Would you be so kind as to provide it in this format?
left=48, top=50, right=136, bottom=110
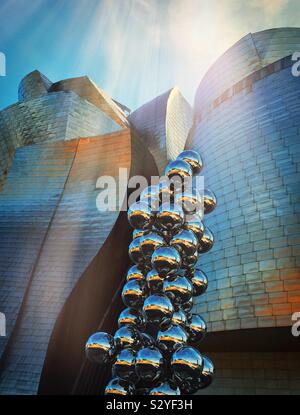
left=114, top=325, right=141, bottom=350
left=171, top=309, right=188, bottom=328
left=187, top=315, right=207, bottom=343
left=143, top=294, right=174, bottom=327
left=164, top=159, right=193, bottom=181
left=118, top=308, right=146, bottom=331
left=104, top=378, right=135, bottom=395
left=203, top=188, right=217, bottom=215
left=128, top=201, right=154, bottom=230
left=112, top=349, right=138, bottom=382
left=85, top=332, right=116, bottom=364
left=157, top=324, right=188, bottom=354
left=140, top=232, right=165, bottom=259
left=163, top=275, right=193, bottom=306
left=176, top=150, right=203, bottom=175
left=126, top=265, right=145, bottom=282
left=175, top=188, right=202, bottom=215
left=181, top=297, right=194, bottom=314
left=148, top=381, right=181, bottom=395
left=158, top=179, right=175, bottom=204
left=156, top=203, right=185, bottom=232
left=133, top=229, right=149, bottom=240
left=197, top=355, right=215, bottom=389
left=151, top=246, right=181, bottom=277
left=170, top=229, right=198, bottom=257
left=135, top=347, right=164, bottom=384
left=146, top=268, right=164, bottom=293
left=187, top=268, right=208, bottom=297
left=181, top=250, right=199, bottom=269
left=122, top=280, right=147, bottom=309
left=171, top=346, right=204, bottom=383
left=183, top=214, right=205, bottom=243
left=128, top=237, right=144, bottom=265
left=198, top=227, right=214, bottom=253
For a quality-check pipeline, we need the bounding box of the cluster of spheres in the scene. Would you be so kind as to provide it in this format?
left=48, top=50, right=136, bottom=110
left=85, top=150, right=217, bottom=395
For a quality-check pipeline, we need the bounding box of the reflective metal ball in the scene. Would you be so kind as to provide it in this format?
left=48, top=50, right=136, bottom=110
left=204, top=188, right=217, bottom=215
left=181, top=297, right=194, bottom=313
left=171, top=346, right=204, bottom=383
left=181, top=250, right=199, bottom=269
left=175, top=188, right=202, bottom=215
left=156, top=203, right=185, bottom=233
left=133, top=229, right=149, bottom=240
left=151, top=246, right=182, bottom=277
left=158, top=179, right=175, bottom=204
left=198, top=227, right=214, bottom=253
left=128, top=237, right=144, bottom=265
left=140, top=185, right=160, bottom=212
left=118, top=308, right=146, bottom=331
left=183, top=214, right=205, bottom=243
left=140, top=232, right=165, bottom=259
left=148, top=381, right=181, bottom=395
left=187, top=314, right=207, bottom=343
left=114, top=325, right=141, bottom=350
left=157, top=324, right=188, bottom=353
left=146, top=268, right=164, bottom=293
left=135, top=347, right=164, bottom=383
left=164, top=159, right=193, bottom=181
left=171, top=309, right=188, bottom=328
left=122, top=280, right=147, bottom=309
left=142, top=294, right=174, bottom=327
left=112, top=349, right=138, bottom=382
left=85, top=332, right=116, bottom=364
left=187, top=268, right=208, bottom=297
left=163, top=275, right=193, bottom=306
left=170, top=229, right=198, bottom=257
left=104, top=377, right=135, bottom=395
left=198, top=355, right=215, bottom=389
left=128, top=201, right=154, bottom=230
left=176, top=150, right=203, bottom=175
left=126, top=265, right=145, bottom=282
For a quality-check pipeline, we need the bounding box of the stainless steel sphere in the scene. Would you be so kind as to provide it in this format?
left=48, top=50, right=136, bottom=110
left=204, top=188, right=217, bottom=215
left=158, top=179, right=175, bottom=204
left=183, top=214, right=205, bottom=243
left=176, top=150, right=203, bottom=175
left=164, top=159, right=193, bottom=181
left=135, top=347, right=164, bottom=383
left=142, top=294, right=174, bottom=327
left=151, top=246, right=182, bottom=277
left=175, top=188, right=202, bottom=215
left=133, top=229, right=149, bottom=240
left=85, top=332, right=116, bottom=364
left=122, top=280, right=147, bottom=309
left=112, top=349, right=138, bottom=383
left=181, top=250, right=199, bottom=269
left=171, top=309, right=188, bottom=328
left=126, top=265, right=145, bottom=282
left=163, top=275, right=193, bottom=306
left=157, top=324, right=188, bottom=353
left=170, top=229, right=198, bottom=257
left=181, top=297, right=193, bottom=313
left=140, top=185, right=160, bottom=211
left=128, top=201, right=154, bottom=230
left=104, top=377, right=135, bottom=395
left=114, top=325, right=141, bottom=350
left=140, top=232, right=165, bottom=259
left=187, top=314, right=207, bottom=343
left=171, top=346, right=204, bottom=383
left=156, top=203, right=185, bottom=232
left=148, top=381, right=181, bottom=395
left=198, top=227, right=214, bottom=253
left=187, top=268, right=208, bottom=296
left=198, top=355, right=215, bottom=389
left=128, top=237, right=144, bottom=265
left=118, top=308, right=146, bottom=331
left=146, top=268, right=164, bottom=293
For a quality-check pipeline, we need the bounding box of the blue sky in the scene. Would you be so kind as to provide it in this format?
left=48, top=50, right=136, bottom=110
left=0, top=0, right=300, bottom=111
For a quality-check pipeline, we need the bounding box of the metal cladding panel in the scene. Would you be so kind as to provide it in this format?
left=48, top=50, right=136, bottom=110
left=0, top=130, right=132, bottom=394
left=18, top=70, right=52, bottom=102
left=194, top=28, right=300, bottom=117
left=0, top=140, right=78, bottom=365
left=189, top=61, right=300, bottom=333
